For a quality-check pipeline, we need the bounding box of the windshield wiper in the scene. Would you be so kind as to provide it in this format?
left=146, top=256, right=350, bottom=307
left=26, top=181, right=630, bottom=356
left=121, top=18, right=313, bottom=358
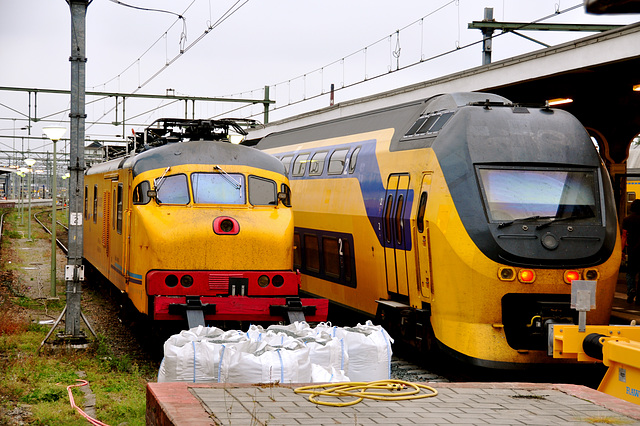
left=213, top=165, right=241, bottom=189
left=497, top=215, right=555, bottom=229
left=535, top=212, right=595, bottom=230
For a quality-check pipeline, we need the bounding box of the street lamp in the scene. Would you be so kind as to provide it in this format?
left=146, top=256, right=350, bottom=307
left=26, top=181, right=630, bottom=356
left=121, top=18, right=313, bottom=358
left=17, top=168, right=28, bottom=224
left=43, top=127, right=67, bottom=297
left=24, top=158, right=36, bottom=240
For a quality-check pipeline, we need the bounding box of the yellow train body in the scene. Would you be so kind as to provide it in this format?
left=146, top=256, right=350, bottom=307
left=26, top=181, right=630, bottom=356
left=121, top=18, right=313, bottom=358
left=256, top=93, right=621, bottom=368
left=83, top=139, right=328, bottom=324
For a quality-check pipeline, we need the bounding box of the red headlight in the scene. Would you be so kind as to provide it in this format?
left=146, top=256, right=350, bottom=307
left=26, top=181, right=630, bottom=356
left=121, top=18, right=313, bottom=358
left=564, top=270, right=581, bottom=284
left=518, top=269, right=535, bottom=283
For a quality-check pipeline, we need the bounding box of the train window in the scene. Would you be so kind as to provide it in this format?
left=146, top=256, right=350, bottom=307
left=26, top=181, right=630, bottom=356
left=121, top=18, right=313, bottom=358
left=384, top=195, right=393, bottom=243
left=93, top=185, right=98, bottom=224
left=157, top=174, right=190, bottom=205
left=293, top=232, right=301, bottom=269
left=478, top=168, right=599, bottom=224
left=133, top=181, right=151, bottom=205
left=116, top=183, right=123, bottom=234
left=429, top=112, right=454, bottom=133
left=323, top=237, right=340, bottom=278
left=348, top=147, right=361, bottom=174
left=192, top=172, right=244, bottom=204
left=404, top=111, right=454, bottom=138
left=417, top=192, right=428, bottom=233
left=304, top=234, right=320, bottom=272
left=628, top=192, right=637, bottom=202
left=112, top=189, right=116, bottom=229
left=309, top=152, right=327, bottom=176
left=280, top=155, right=293, bottom=175
left=248, top=176, right=277, bottom=205
left=84, top=186, right=88, bottom=220
left=395, top=195, right=404, bottom=244
left=292, top=153, right=309, bottom=177
left=328, top=149, right=349, bottom=175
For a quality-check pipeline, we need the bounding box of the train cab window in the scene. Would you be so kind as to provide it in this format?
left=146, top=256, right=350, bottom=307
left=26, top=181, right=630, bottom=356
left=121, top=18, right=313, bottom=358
left=328, top=149, right=349, bottom=175
left=280, top=155, right=293, bottom=175
left=348, top=147, right=361, bottom=174
left=477, top=168, right=600, bottom=224
left=192, top=172, right=245, bottom=204
left=309, top=152, right=327, bottom=176
left=417, top=192, right=428, bottom=233
left=292, top=153, right=309, bottom=177
left=116, top=183, right=123, bottom=234
left=248, top=176, right=277, bottom=205
left=156, top=174, right=190, bottom=205
left=428, top=112, right=454, bottom=133
left=304, top=234, right=320, bottom=272
left=133, top=181, right=151, bottom=205
left=93, top=185, right=98, bottom=224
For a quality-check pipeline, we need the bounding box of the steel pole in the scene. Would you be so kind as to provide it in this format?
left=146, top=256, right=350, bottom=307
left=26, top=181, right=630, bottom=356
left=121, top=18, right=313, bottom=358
left=51, top=139, right=57, bottom=297
left=65, top=0, right=89, bottom=338
left=27, top=171, right=31, bottom=240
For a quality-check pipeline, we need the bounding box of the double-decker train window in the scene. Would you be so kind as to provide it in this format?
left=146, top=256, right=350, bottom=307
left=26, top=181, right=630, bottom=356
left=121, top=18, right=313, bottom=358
left=156, top=174, right=190, bottom=205
left=323, top=237, right=340, bottom=278
left=248, top=176, right=277, bottom=205
left=295, top=230, right=356, bottom=287
left=192, top=172, right=244, bottom=204
left=292, top=153, right=309, bottom=177
left=280, top=155, right=293, bottom=175
left=348, top=147, right=361, bottom=174
left=395, top=195, right=404, bottom=244
left=309, top=152, right=327, bottom=176
left=328, top=149, right=349, bottom=175
left=403, top=111, right=454, bottom=139
left=384, top=195, right=393, bottom=243
left=84, top=186, right=89, bottom=220
left=133, top=181, right=151, bottom=205
left=417, top=192, right=428, bottom=233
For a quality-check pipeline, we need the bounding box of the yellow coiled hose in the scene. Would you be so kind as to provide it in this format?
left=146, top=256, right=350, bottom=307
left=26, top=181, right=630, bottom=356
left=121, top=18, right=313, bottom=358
left=294, top=379, right=438, bottom=407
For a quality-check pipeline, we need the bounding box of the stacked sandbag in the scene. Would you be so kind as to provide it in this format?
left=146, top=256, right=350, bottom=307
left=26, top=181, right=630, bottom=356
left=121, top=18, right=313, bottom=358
left=157, top=326, right=247, bottom=382
left=157, top=321, right=391, bottom=384
left=315, top=320, right=393, bottom=382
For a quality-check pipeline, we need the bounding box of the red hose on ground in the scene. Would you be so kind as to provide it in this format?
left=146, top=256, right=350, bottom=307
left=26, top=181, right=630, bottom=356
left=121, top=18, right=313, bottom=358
left=67, top=380, right=110, bottom=426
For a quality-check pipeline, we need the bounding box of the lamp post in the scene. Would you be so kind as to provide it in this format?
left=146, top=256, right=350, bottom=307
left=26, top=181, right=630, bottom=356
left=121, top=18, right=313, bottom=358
left=43, top=127, right=67, bottom=297
left=17, top=168, right=28, bottom=224
left=24, top=158, right=36, bottom=240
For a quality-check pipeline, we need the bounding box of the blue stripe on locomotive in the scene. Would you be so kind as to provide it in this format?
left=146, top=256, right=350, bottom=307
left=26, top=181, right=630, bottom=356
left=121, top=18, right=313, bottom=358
left=283, top=139, right=414, bottom=249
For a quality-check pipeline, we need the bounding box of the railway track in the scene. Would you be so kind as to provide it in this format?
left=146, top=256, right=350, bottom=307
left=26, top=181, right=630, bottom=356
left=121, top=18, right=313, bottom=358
left=34, top=208, right=68, bottom=253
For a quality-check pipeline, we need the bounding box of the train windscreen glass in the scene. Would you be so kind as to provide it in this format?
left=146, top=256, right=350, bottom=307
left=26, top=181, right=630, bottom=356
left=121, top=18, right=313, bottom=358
left=156, top=174, right=190, bottom=205
left=478, top=168, right=599, bottom=223
left=192, top=172, right=245, bottom=204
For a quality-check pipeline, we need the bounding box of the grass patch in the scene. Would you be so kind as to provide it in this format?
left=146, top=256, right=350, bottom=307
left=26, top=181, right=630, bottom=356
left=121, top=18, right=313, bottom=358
left=580, top=416, right=635, bottom=425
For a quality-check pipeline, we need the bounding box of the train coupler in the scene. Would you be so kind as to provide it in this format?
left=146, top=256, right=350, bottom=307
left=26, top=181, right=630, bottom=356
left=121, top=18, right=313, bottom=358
left=269, top=297, right=317, bottom=324
left=168, top=296, right=216, bottom=328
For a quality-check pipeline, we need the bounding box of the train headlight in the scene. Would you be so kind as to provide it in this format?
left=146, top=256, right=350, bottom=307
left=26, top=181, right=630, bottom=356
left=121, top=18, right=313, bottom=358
left=585, top=269, right=599, bottom=280
left=258, top=275, right=270, bottom=288
left=498, top=267, right=515, bottom=281
left=518, top=269, right=536, bottom=283
left=165, top=274, right=178, bottom=288
left=272, top=274, right=285, bottom=288
left=213, top=216, right=240, bottom=235
left=180, top=275, right=194, bottom=288
left=541, top=233, right=559, bottom=250
left=564, top=270, right=581, bottom=284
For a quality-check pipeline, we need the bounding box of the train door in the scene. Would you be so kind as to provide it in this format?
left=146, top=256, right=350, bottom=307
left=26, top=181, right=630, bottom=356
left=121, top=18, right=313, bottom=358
left=415, top=174, right=433, bottom=300
left=109, top=179, right=125, bottom=291
left=383, top=173, right=410, bottom=296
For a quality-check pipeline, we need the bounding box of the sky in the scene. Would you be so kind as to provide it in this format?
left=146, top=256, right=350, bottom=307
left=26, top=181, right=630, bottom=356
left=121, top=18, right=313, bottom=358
left=1, top=0, right=639, bottom=161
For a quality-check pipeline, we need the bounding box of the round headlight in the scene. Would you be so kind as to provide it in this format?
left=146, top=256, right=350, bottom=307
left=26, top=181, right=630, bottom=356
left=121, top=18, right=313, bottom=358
left=585, top=269, right=599, bottom=280
left=541, top=233, right=559, bottom=250
left=272, top=275, right=285, bottom=288
left=165, top=274, right=178, bottom=288
left=258, top=275, right=270, bottom=288
left=220, top=219, right=234, bottom=233
left=180, top=275, right=194, bottom=288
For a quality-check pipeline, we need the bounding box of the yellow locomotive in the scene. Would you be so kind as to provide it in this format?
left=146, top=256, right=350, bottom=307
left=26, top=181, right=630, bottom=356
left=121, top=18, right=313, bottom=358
left=252, top=92, right=621, bottom=368
left=83, top=119, right=328, bottom=328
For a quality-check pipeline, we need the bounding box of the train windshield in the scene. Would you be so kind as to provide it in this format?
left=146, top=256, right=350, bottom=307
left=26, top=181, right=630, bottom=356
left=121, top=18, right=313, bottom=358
left=191, top=172, right=245, bottom=204
left=478, top=168, right=599, bottom=223
left=156, top=174, right=190, bottom=205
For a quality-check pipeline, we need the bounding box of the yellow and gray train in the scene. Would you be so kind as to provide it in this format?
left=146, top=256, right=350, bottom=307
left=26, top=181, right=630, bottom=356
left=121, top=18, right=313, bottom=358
left=83, top=119, right=328, bottom=328
left=252, top=92, right=621, bottom=368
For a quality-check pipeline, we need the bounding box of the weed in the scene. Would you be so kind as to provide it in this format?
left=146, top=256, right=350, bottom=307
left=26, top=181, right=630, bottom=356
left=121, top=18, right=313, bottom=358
left=580, top=416, right=634, bottom=425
